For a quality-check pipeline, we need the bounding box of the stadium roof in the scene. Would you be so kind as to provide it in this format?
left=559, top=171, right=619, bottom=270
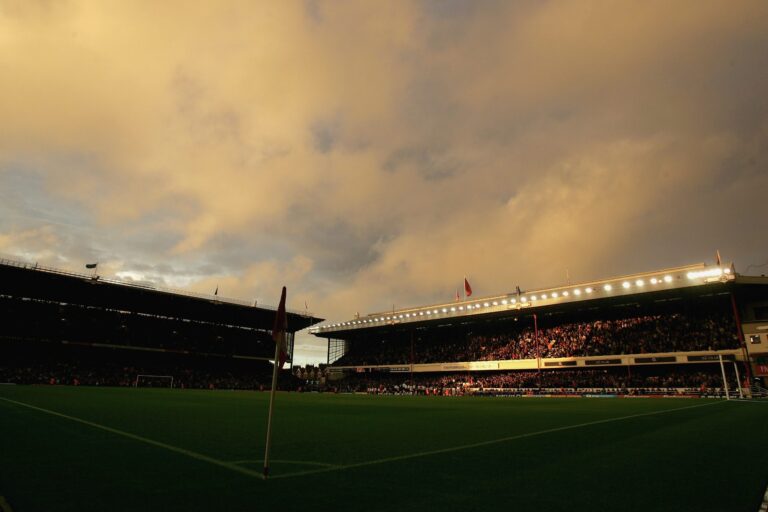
left=0, top=258, right=322, bottom=333
left=311, top=261, right=757, bottom=339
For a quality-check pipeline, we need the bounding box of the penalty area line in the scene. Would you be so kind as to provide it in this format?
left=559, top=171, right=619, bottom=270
left=0, top=397, right=266, bottom=481
left=271, top=399, right=726, bottom=480
left=231, top=459, right=340, bottom=468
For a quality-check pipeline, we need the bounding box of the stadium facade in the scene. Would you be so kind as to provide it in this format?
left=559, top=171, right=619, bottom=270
left=0, top=257, right=323, bottom=389
left=312, top=261, right=768, bottom=392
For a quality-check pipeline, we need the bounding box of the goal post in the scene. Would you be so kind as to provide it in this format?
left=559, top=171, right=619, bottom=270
left=134, top=374, right=174, bottom=389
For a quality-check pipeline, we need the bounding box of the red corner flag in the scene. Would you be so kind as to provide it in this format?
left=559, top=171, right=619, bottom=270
left=264, top=286, right=288, bottom=479
left=272, top=286, right=288, bottom=369
left=464, top=277, right=472, bottom=297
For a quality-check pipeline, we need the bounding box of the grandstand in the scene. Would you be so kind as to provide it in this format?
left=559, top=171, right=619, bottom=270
left=0, top=257, right=323, bottom=389
left=313, top=261, right=768, bottom=396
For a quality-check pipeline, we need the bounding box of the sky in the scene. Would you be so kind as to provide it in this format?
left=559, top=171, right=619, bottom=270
left=1, top=0, right=767, bottom=365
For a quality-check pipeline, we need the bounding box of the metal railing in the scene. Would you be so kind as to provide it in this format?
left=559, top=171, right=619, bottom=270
left=750, top=383, right=768, bottom=398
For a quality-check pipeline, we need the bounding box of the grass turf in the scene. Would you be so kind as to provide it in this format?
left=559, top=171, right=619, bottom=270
left=1, top=386, right=767, bottom=512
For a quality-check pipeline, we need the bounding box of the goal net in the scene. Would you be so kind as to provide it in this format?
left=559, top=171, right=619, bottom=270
left=134, top=374, right=174, bottom=389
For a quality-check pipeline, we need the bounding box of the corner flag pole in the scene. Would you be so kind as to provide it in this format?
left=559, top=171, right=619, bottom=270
left=263, top=286, right=287, bottom=478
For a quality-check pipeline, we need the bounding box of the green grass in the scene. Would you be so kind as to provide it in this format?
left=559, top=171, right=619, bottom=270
left=1, top=386, right=767, bottom=512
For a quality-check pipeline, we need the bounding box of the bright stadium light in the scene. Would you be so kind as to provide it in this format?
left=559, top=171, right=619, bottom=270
left=650, top=278, right=658, bottom=284
left=724, top=268, right=731, bottom=274
left=622, top=281, right=631, bottom=289
left=451, top=307, right=456, bottom=312
left=442, top=308, right=448, bottom=313
left=511, top=298, right=517, bottom=304
left=502, top=299, right=508, bottom=305
left=493, top=301, right=498, bottom=306
left=585, top=287, right=593, bottom=293
left=459, top=306, right=464, bottom=310
left=520, top=296, right=527, bottom=303
left=434, top=309, right=439, bottom=314
left=530, top=295, right=537, bottom=301
left=562, top=291, right=569, bottom=296
left=664, top=275, right=673, bottom=283
left=604, top=284, right=613, bottom=291
left=483, top=302, right=490, bottom=307
left=551, top=292, right=559, bottom=298
left=687, top=269, right=722, bottom=280
left=541, top=294, right=547, bottom=299
left=573, top=289, right=581, bottom=296
left=636, top=280, right=645, bottom=287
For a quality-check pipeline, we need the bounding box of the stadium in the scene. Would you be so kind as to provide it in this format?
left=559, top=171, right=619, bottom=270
left=0, top=257, right=323, bottom=390
left=313, top=260, right=768, bottom=398
left=2, top=257, right=768, bottom=512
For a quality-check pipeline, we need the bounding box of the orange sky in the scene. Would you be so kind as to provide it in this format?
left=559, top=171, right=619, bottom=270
left=1, top=1, right=767, bottom=363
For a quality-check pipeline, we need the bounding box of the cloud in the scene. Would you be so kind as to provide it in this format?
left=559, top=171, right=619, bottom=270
left=1, top=0, right=767, bottom=362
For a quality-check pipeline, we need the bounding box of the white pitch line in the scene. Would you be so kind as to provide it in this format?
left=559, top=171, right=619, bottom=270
left=270, top=400, right=727, bottom=480
left=230, top=459, right=340, bottom=468
left=759, top=483, right=768, bottom=512
left=0, top=397, right=266, bottom=481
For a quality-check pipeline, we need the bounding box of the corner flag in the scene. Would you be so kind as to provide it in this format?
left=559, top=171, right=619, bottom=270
left=273, top=286, right=288, bottom=369
left=264, top=286, right=287, bottom=478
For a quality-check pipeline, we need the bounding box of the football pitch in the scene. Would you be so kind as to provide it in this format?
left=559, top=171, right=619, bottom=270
left=1, top=386, right=767, bottom=512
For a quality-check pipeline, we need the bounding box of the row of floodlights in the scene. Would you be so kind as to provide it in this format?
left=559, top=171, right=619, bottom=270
left=315, top=268, right=730, bottom=331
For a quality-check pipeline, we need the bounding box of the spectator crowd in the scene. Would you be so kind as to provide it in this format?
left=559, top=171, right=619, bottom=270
left=334, top=366, right=740, bottom=396
left=335, top=309, right=740, bottom=366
